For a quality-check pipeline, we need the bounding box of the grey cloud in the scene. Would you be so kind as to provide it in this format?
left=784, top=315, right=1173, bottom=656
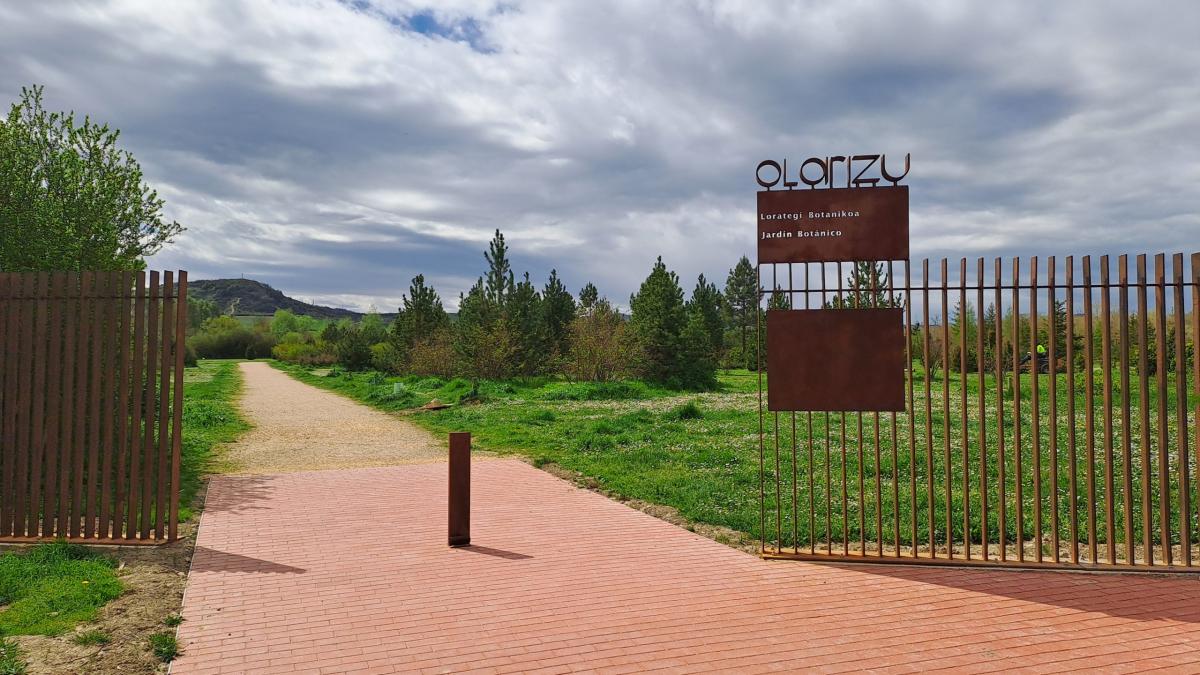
left=1, top=0, right=1198, bottom=312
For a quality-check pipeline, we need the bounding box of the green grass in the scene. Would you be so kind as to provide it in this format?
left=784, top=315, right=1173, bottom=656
left=179, top=359, right=251, bottom=521
left=148, top=631, right=179, bottom=662
left=0, top=542, right=122, bottom=637
left=0, top=638, right=24, bottom=675
left=273, top=361, right=1198, bottom=555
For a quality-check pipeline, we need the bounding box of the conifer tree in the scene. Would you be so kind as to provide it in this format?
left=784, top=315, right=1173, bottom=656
left=629, top=257, right=687, bottom=384
left=391, top=274, right=449, bottom=349
left=507, top=272, right=545, bottom=375
left=827, top=262, right=902, bottom=308
left=541, top=269, right=576, bottom=357
left=687, top=274, right=726, bottom=361
left=724, top=255, right=759, bottom=369
left=484, top=228, right=512, bottom=305
left=578, top=282, right=599, bottom=315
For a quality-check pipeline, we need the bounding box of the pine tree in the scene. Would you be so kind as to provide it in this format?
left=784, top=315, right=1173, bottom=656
left=484, top=228, right=512, bottom=305
left=507, top=272, right=545, bottom=375
left=982, top=303, right=999, bottom=372
left=455, top=278, right=515, bottom=379
left=950, top=299, right=978, bottom=372
left=687, top=274, right=726, bottom=361
left=629, top=257, right=688, bottom=385
left=767, top=285, right=791, bottom=311
left=541, top=269, right=576, bottom=358
left=827, top=262, right=902, bottom=308
left=724, top=255, right=759, bottom=369
left=391, top=274, right=450, bottom=350
left=578, top=282, right=599, bottom=314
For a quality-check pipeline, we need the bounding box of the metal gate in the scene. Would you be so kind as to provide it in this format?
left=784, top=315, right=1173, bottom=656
left=758, top=254, right=1199, bottom=571
left=0, top=271, right=188, bottom=543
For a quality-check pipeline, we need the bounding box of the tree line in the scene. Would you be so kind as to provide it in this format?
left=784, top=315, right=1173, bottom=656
left=192, top=229, right=772, bottom=389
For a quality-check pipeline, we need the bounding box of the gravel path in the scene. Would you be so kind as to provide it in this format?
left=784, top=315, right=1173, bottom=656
left=222, top=361, right=445, bottom=474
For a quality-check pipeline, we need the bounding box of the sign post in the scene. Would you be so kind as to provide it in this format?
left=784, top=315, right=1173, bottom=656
left=756, top=153, right=911, bottom=413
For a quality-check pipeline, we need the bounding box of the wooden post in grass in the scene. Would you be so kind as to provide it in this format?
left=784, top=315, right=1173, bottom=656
left=449, top=432, right=471, bottom=547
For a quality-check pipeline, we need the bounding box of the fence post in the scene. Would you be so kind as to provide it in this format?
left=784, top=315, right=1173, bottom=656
left=448, top=432, right=471, bottom=547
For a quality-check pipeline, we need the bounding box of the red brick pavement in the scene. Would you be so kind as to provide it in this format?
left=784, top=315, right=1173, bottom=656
left=173, top=460, right=1200, bottom=674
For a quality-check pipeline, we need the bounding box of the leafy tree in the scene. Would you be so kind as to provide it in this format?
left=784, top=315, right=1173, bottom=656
left=271, top=309, right=303, bottom=338
left=408, top=328, right=456, bottom=377
left=578, top=282, right=599, bottom=314
left=0, top=85, right=182, bottom=271
left=541, top=269, right=576, bottom=358
left=564, top=297, right=630, bottom=382
left=391, top=274, right=450, bottom=350
left=687, top=274, right=726, bottom=361
left=724, top=256, right=759, bottom=369
left=187, top=297, right=220, bottom=332
left=358, top=309, right=387, bottom=345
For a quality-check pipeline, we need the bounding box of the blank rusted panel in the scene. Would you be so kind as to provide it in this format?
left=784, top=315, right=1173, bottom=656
left=757, top=186, right=909, bottom=264
left=766, top=309, right=905, bottom=412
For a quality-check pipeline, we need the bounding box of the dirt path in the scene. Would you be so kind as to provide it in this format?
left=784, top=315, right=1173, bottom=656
left=222, top=361, right=445, bottom=474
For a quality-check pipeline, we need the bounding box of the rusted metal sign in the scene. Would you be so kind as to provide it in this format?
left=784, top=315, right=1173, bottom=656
left=765, top=308, right=906, bottom=412
left=757, top=186, right=909, bottom=264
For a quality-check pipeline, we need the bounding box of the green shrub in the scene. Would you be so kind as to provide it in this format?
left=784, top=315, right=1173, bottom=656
left=148, top=632, right=179, bottom=662
left=369, top=342, right=405, bottom=374
left=189, top=316, right=275, bottom=359
left=667, top=401, right=704, bottom=420
left=182, top=342, right=198, bottom=368
left=272, top=340, right=336, bottom=366
left=335, top=327, right=372, bottom=371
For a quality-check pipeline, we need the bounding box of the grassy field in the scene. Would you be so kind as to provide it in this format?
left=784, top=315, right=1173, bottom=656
left=178, top=360, right=250, bottom=521
left=273, top=361, right=1198, bottom=559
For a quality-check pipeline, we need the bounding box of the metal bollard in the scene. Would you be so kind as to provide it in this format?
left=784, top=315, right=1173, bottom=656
left=448, top=432, right=471, bottom=547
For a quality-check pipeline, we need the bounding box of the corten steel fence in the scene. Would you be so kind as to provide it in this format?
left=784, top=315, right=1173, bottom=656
left=0, top=271, right=188, bottom=544
left=758, top=254, right=1200, bottom=571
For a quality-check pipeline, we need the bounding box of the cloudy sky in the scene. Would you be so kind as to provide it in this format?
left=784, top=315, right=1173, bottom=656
left=2, top=1, right=1198, bottom=311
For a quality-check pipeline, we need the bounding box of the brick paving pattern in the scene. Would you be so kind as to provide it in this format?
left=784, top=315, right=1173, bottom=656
left=174, top=460, right=1200, bottom=674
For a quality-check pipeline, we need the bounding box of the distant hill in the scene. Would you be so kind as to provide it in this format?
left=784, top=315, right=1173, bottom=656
left=189, top=278, right=395, bottom=321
